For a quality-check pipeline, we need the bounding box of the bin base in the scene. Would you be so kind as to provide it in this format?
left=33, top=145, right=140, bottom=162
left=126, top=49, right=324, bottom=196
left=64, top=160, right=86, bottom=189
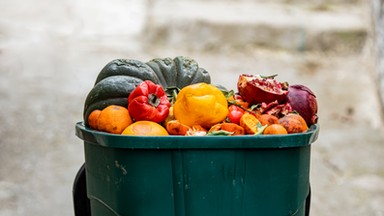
left=73, top=163, right=311, bottom=216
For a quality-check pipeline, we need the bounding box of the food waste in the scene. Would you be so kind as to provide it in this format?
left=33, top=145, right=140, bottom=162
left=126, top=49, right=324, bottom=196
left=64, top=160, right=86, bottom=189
left=83, top=57, right=318, bottom=136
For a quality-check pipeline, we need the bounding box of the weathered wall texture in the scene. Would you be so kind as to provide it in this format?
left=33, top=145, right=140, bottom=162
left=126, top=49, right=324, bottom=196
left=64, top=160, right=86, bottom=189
left=372, top=0, right=384, bottom=122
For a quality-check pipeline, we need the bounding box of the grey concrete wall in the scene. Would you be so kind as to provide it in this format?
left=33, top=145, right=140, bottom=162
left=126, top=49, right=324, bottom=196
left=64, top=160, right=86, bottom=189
left=372, top=0, right=384, bottom=122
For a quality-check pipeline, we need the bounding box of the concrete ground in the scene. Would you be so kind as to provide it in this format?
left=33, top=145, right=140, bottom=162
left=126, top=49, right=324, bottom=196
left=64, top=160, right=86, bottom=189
left=1, top=0, right=384, bottom=215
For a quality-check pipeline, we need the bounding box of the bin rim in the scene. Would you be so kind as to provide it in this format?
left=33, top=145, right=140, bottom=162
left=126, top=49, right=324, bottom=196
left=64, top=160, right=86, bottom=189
left=75, top=121, right=319, bottom=149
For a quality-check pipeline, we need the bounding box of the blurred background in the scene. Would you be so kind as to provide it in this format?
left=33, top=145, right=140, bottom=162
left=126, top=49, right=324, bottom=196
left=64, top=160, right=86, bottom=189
left=1, top=0, right=384, bottom=215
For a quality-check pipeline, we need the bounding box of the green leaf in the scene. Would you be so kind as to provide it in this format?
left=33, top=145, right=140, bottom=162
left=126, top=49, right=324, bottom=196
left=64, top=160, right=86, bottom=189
left=254, top=122, right=268, bottom=135
left=250, top=104, right=260, bottom=111
left=207, top=130, right=234, bottom=136
left=223, top=89, right=235, bottom=99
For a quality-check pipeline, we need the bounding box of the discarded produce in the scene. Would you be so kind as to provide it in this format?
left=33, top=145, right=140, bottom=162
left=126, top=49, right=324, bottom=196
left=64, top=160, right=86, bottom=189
left=82, top=57, right=319, bottom=136
left=173, top=82, right=228, bottom=128
left=128, top=80, right=170, bottom=123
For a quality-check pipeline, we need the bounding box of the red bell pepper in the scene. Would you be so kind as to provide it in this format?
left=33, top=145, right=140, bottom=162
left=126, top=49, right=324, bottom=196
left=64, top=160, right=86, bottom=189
left=128, top=80, right=171, bottom=123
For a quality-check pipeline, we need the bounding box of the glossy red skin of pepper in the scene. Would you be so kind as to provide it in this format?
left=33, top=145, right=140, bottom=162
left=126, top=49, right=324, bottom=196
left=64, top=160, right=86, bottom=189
left=227, top=105, right=245, bottom=125
left=128, top=80, right=171, bottom=123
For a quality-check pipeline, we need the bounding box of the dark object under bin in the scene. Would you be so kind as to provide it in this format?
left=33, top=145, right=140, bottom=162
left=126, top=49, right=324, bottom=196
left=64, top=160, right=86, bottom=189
left=74, top=122, right=319, bottom=216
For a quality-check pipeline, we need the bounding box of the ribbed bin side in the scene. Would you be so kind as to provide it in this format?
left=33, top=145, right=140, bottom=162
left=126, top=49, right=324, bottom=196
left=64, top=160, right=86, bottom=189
left=170, top=147, right=310, bottom=216
left=85, top=144, right=176, bottom=216
left=84, top=142, right=311, bottom=216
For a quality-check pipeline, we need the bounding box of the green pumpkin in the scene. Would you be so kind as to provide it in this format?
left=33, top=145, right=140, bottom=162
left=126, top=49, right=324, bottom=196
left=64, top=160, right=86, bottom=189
left=83, top=56, right=211, bottom=126
left=147, top=56, right=211, bottom=89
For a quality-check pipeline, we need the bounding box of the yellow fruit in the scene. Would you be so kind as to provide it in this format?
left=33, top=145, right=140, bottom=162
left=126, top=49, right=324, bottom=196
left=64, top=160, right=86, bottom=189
left=173, top=83, right=228, bottom=128
left=121, top=121, right=169, bottom=136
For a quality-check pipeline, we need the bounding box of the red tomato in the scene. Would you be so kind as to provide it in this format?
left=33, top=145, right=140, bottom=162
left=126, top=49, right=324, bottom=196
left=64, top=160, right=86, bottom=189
left=227, top=105, right=245, bottom=125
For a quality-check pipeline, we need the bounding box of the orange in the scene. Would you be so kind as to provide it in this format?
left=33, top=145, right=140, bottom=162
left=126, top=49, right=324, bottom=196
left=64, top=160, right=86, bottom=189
left=186, top=125, right=207, bottom=136
left=122, top=121, right=169, bottom=136
left=88, top=109, right=101, bottom=129
left=263, top=124, right=288, bottom=135
left=165, top=120, right=191, bottom=135
left=208, top=122, right=245, bottom=136
left=257, top=114, right=279, bottom=126
left=278, top=113, right=308, bottom=134
left=97, top=105, right=133, bottom=134
left=240, top=112, right=261, bottom=134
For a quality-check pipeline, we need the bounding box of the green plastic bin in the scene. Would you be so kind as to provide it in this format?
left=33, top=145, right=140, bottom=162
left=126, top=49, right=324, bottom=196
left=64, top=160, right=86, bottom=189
left=75, top=122, right=319, bottom=216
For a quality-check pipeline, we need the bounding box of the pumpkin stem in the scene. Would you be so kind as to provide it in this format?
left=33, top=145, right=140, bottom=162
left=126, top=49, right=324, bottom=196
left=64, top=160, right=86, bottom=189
left=148, top=94, right=161, bottom=107
left=165, top=86, right=180, bottom=105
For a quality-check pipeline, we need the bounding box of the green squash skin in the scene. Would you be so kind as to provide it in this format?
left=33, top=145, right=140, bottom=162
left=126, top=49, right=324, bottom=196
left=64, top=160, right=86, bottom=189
left=85, top=76, right=142, bottom=107
left=173, top=56, right=211, bottom=89
left=83, top=76, right=142, bottom=126
left=83, top=56, right=211, bottom=127
left=146, top=57, right=175, bottom=88
left=146, top=56, right=211, bottom=89
left=95, top=59, right=160, bottom=85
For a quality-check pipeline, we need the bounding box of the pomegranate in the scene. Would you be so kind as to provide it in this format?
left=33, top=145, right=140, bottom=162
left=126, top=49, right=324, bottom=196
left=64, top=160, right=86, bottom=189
left=237, top=74, right=288, bottom=105
left=286, top=84, right=318, bottom=126
left=261, top=101, right=293, bottom=117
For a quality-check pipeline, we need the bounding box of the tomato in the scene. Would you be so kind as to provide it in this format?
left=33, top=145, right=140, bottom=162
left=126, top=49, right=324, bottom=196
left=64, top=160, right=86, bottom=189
left=227, top=105, right=245, bottom=125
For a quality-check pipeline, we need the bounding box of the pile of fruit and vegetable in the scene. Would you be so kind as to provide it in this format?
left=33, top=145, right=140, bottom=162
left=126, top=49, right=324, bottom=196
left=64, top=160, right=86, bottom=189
left=83, top=56, right=318, bottom=136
